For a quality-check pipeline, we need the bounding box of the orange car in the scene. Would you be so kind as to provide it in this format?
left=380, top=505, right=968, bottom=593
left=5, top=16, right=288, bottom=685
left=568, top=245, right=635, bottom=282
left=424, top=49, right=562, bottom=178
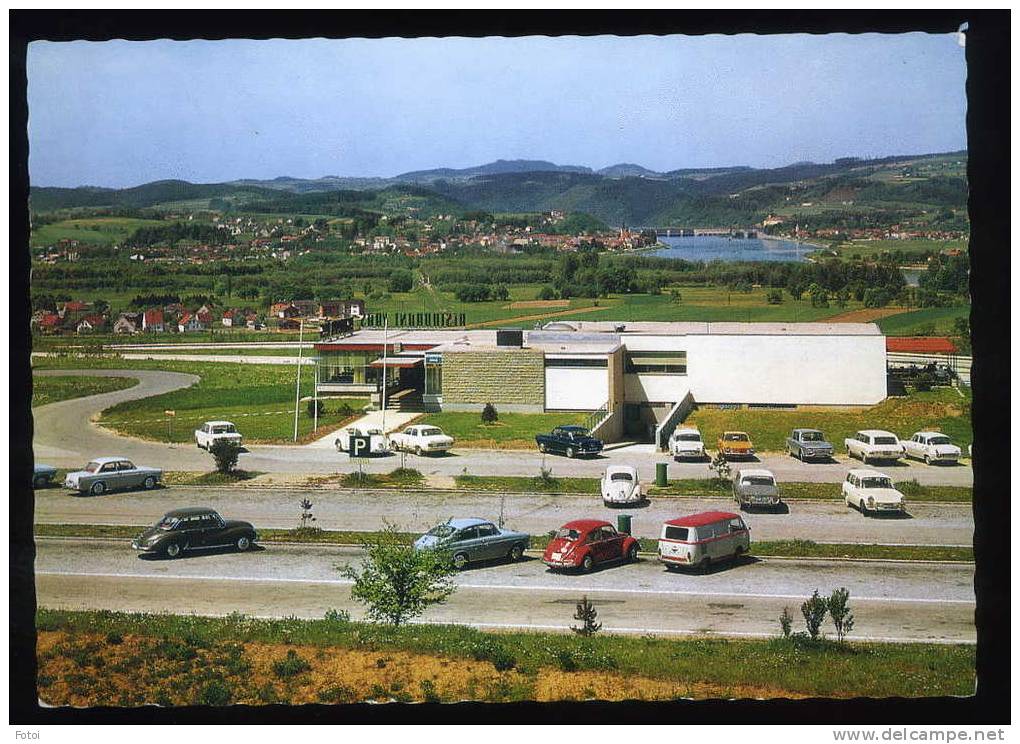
left=717, top=431, right=755, bottom=459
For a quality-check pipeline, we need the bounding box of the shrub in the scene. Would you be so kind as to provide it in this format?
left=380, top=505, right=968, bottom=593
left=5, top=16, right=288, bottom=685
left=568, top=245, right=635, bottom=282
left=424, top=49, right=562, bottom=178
left=469, top=639, right=516, bottom=671
left=317, top=683, right=357, bottom=704
left=209, top=439, right=241, bottom=475
left=537, top=285, right=557, bottom=300
left=896, top=479, right=925, bottom=498
left=306, top=399, right=324, bottom=418
left=272, top=649, right=311, bottom=678
left=298, top=498, right=318, bottom=532
left=779, top=607, right=793, bottom=638
left=198, top=679, right=233, bottom=706
left=481, top=402, right=498, bottom=423
left=419, top=679, right=442, bottom=703
left=571, top=596, right=602, bottom=637
left=801, top=590, right=828, bottom=639
left=105, top=632, right=123, bottom=645
left=556, top=646, right=617, bottom=672
left=323, top=608, right=351, bottom=626
left=708, top=451, right=732, bottom=483
left=827, top=587, right=856, bottom=643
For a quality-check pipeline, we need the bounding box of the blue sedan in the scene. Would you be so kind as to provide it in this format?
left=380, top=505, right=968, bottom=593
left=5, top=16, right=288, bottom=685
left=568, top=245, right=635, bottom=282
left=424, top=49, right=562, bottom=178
left=414, top=518, right=531, bottom=569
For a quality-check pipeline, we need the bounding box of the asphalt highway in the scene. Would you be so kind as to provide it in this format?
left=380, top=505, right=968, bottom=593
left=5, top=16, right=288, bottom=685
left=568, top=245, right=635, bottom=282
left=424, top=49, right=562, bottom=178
left=34, top=485, right=974, bottom=545
left=32, top=369, right=974, bottom=486
left=34, top=538, right=975, bottom=643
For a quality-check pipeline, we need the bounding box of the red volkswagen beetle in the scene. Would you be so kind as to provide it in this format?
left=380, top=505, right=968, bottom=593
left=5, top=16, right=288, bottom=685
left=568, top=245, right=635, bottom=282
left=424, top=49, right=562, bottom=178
left=542, top=519, right=640, bottom=572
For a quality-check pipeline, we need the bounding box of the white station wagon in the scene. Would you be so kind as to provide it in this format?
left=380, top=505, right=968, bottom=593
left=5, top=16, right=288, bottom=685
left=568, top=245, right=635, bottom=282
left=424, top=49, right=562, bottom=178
left=842, top=468, right=906, bottom=516
left=195, top=421, right=243, bottom=450
left=901, top=431, right=962, bottom=465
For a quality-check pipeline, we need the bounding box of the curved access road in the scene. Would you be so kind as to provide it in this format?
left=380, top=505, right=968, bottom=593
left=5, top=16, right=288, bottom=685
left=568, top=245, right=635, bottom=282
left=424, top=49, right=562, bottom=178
left=33, top=369, right=199, bottom=468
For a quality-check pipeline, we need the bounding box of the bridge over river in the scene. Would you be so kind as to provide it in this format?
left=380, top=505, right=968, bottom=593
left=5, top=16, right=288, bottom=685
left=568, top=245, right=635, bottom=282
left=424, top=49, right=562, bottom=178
left=642, top=227, right=761, bottom=238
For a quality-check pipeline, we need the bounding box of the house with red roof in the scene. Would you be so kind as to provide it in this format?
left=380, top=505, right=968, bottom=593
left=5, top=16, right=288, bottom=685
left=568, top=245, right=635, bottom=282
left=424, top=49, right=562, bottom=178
left=178, top=312, right=208, bottom=333
left=142, top=309, right=165, bottom=332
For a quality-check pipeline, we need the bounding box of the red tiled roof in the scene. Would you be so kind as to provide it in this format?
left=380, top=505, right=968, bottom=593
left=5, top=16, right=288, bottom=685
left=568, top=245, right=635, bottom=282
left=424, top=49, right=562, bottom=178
left=39, top=314, right=61, bottom=327
left=144, top=309, right=163, bottom=324
left=886, top=336, right=958, bottom=354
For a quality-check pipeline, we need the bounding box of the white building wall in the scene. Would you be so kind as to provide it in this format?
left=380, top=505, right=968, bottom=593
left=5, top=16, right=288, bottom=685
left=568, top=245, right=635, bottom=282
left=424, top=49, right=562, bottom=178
left=545, top=367, right=608, bottom=410
left=622, top=333, right=887, bottom=406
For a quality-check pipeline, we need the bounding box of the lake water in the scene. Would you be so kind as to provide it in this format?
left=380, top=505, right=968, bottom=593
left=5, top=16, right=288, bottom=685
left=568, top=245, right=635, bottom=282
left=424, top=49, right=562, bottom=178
left=649, top=235, right=812, bottom=263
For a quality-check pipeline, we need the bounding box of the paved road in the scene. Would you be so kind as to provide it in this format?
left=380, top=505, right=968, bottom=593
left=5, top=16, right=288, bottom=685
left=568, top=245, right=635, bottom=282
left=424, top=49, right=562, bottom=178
left=34, top=486, right=974, bottom=545
left=34, top=538, right=975, bottom=643
left=32, top=368, right=974, bottom=487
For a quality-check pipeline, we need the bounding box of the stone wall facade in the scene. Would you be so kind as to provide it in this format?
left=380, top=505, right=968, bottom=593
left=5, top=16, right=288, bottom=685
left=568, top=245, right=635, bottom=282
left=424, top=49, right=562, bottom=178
left=441, top=349, right=545, bottom=408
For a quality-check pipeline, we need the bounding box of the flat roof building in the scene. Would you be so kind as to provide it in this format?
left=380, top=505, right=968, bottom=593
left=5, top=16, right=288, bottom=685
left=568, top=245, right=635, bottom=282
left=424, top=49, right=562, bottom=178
left=314, top=320, right=887, bottom=446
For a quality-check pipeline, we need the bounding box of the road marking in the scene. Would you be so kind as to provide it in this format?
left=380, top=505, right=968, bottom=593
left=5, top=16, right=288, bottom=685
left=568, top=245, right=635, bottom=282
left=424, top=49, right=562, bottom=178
left=35, top=570, right=976, bottom=605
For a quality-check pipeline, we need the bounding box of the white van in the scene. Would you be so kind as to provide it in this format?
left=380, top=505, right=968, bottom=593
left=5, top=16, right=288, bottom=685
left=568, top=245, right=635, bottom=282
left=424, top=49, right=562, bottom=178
left=658, top=511, right=750, bottom=572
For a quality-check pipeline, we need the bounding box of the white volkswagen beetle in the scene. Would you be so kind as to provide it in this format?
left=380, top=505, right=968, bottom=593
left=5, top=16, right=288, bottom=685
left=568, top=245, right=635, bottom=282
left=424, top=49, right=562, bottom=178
left=601, top=465, right=643, bottom=507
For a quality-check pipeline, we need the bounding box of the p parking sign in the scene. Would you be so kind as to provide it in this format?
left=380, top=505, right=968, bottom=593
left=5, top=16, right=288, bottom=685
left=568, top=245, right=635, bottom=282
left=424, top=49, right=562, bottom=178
left=350, top=435, right=372, bottom=458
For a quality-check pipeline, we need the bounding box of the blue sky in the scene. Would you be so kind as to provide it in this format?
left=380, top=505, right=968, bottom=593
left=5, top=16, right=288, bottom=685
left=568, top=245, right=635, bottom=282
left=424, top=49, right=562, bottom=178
left=27, top=33, right=967, bottom=188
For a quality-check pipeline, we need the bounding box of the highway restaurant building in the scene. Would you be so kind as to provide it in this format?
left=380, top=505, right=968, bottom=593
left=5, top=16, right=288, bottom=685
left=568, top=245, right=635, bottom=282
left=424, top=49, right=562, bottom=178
left=313, top=320, right=887, bottom=445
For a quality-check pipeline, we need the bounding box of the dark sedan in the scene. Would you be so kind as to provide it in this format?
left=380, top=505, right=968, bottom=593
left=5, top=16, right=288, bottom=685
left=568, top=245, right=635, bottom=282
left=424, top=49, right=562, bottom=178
left=535, top=425, right=604, bottom=458
left=132, top=507, right=258, bottom=558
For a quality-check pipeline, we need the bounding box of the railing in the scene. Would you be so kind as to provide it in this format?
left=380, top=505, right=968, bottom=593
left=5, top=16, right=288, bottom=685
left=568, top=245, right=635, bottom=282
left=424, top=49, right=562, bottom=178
left=655, top=391, right=696, bottom=451
left=582, top=401, right=610, bottom=434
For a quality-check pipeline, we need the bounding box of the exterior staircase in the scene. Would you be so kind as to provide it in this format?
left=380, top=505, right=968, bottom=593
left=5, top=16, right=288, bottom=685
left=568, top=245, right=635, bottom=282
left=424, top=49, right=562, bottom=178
left=385, top=388, right=424, bottom=412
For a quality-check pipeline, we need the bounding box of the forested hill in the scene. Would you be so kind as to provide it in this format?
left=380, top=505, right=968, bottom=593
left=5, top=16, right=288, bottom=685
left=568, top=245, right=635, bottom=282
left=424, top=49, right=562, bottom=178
left=31, top=150, right=967, bottom=228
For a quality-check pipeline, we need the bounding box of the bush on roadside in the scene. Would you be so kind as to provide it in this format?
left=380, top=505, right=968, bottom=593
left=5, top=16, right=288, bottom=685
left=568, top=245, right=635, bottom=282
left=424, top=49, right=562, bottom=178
left=272, top=649, right=311, bottom=678
left=801, top=590, right=828, bottom=639
left=306, top=399, right=324, bottom=418
left=209, top=439, right=242, bottom=475
left=481, top=402, right=498, bottom=423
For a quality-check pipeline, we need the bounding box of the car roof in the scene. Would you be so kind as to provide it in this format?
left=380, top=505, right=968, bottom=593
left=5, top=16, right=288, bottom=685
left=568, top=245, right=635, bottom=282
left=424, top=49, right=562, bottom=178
left=914, top=431, right=947, bottom=437
left=446, top=517, right=493, bottom=529
left=722, top=431, right=749, bottom=435
left=89, top=456, right=130, bottom=464
left=858, top=429, right=897, bottom=436
left=666, top=511, right=740, bottom=528
left=204, top=420, right=236, bottom=426
left=605, top=465, right=637, bottom=476
left=847, top=468, right=890, bottom=478
left=560, top=519, right=611, bottom=531
left=673, top=427, right=700, bottom=434
left=737, top=468, right=775, bottom=479
left=557, top=425, right=588, bottom=432
left=164, top=507, right=219, bottom=518
left=794, top=428, right=823, bottom=433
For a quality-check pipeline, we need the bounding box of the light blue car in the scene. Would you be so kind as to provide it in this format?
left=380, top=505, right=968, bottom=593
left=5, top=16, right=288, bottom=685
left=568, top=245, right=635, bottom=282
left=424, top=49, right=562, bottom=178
left=414, top=518, right=530, bottom=569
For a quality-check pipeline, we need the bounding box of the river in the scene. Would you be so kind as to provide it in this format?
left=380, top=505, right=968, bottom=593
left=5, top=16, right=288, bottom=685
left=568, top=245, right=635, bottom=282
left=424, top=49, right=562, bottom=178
left=648, top=235, right=813, bottom=263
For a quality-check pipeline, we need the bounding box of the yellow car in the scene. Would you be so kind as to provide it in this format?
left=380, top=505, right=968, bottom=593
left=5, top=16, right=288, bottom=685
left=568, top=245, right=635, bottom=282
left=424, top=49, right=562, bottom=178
left=717, top=431, right=755, bottom=459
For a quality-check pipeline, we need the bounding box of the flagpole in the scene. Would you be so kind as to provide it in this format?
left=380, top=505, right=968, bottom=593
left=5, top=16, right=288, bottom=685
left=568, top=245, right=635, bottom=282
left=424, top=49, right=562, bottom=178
left=293, top=318, right=304, bottom=442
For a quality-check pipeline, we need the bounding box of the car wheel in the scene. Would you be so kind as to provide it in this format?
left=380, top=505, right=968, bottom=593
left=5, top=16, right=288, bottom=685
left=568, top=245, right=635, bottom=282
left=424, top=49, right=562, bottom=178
left=335, top=439, right=342, bottom=452
left=539, top=442, right=547, bottom=453
left=143, top=476, right=156, bottom=490
left=89, top=481, right=106, bottom=496
left=235, top=535, right=251, bottom=552
left=165, top=542, right=182, bottom=559
left=924, top=455, right=931, bottom=465
left=508, top=544, right=524, bottom=562
left=415, top=446, right=424, bottom=456
left=700, top=556, right=711, bottom=574
left=581, top=554, right=594, bottom=572
left=453, top=552, right=468, bottom=570
left=627, top=544, right=640, bottom=563
left=566, top=447, right=576, bottom=458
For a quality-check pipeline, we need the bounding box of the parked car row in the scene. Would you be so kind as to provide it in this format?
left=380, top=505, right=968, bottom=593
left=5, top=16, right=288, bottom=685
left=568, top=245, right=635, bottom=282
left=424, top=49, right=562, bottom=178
left=845, top=429, right=962, bottom=465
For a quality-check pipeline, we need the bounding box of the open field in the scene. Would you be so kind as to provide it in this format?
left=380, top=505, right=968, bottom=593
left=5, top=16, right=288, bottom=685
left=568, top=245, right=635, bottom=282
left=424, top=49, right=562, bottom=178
left=834, top=238, right=968, bottom=259
left=685, top=387, right=972, bottom=452
left=32, top=374, right=138, bottom=407
left=34, top=329, right=306, bottom=350
left=30, top=217, right=167, bottom=248
left=35, top=610, right=975, bottom=704
left=31, top=356, right=366, bottom=443
left=416, top=411, right=589, bottom=448
left=876, top=306, right=971, bottom=336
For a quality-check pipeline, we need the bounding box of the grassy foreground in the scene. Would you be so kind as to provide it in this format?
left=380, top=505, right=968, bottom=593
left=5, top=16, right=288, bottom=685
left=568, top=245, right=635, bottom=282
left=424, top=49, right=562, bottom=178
left=32, top=524, right=974, bottom=562
left=35, top=609, right=975, bottom=705
left=32, top=374, right=138, bottom=407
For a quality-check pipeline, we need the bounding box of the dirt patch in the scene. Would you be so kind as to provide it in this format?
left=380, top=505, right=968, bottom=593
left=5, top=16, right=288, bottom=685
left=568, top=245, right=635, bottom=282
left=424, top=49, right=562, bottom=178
left=507, top=300, right=571, bottom=309
left=826, top=307, right=910, bottom=323
left=532, top=669, right=810, bottom=702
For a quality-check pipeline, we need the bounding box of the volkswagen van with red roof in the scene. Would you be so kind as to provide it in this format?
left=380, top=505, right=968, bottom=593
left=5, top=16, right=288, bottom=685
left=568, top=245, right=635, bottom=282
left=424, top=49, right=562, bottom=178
left=658, top=511, right=749, bottom=572
left=542, top=519, right=640, bottom=572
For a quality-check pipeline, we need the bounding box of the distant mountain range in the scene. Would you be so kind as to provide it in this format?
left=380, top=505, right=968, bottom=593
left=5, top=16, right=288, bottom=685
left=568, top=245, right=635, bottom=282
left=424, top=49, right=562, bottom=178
left=30, top=151, right=968, bottom=228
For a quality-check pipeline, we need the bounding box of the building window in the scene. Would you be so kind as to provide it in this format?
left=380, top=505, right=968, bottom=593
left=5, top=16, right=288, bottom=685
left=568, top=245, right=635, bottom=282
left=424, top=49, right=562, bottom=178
left=625, top=351, right=687, bottom=375
left=425, top=360, right=443, bottom=396
left=544, top=357, right=608, bottom=368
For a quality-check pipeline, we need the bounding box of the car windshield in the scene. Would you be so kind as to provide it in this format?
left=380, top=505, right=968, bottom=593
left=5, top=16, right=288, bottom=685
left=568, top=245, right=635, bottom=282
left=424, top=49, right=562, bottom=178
left=555, top=528, right=580, bottom=541
left=676, top=433, right=701, bottom=442
left=742, top=476, right=775, bottom=487
left=862, top=477, right=893, bottom=489
left=874, top=436, right=898, bottom=445
left=420, top=428, right=443, bottom=437
left=212, top=425, right=236, bottom=434
left=724, top=433, right=748, bottom=442
left=83, top=461, right=101, bottom=473
left=157, top=516, right=180, bottom=530
left=610, top=472, right=634, bottom=482
left=929, top=436, right=952, bottom=445
left=426, top=524, right=456, bottom=538
left=801, top=431, right=823, bottom=442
